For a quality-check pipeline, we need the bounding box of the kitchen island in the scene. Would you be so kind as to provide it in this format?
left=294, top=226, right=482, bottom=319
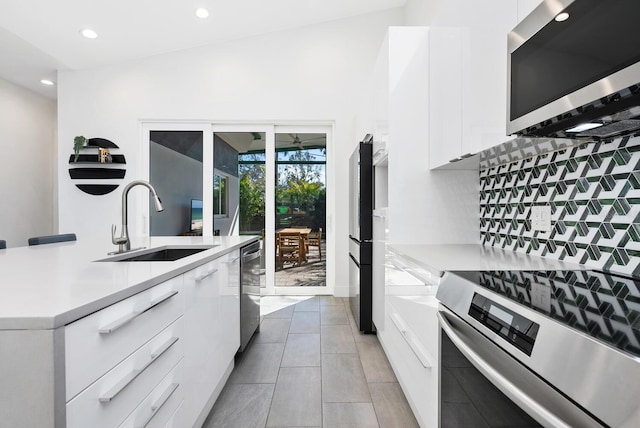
left=0, top=235, right=258, bottom=428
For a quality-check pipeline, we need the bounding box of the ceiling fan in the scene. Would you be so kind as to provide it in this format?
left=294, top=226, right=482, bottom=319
left=283, top=133, right=326, bottom=149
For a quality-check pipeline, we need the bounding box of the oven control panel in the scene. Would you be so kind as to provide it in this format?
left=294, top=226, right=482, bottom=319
left=468, top=293, right=539, bottom=356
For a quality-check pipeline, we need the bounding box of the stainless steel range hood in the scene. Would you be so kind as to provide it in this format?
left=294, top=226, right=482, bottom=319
left=507, top=0, right=640, bottom=140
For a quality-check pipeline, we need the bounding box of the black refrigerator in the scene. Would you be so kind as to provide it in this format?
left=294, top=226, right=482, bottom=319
left=348, top=134, right=374, bottom=333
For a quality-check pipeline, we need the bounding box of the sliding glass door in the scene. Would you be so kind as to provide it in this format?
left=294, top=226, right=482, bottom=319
left=274, top=132, right=327, bottom=290
left=142, top=122, right=331, bottom=295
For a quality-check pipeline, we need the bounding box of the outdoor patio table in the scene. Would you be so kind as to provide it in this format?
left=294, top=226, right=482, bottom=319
left=276, top=228, right=312, bottom=263
left=278, top=228, right=312, bottom=235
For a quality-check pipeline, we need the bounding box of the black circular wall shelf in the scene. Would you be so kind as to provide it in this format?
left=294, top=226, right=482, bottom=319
left=68, top=138, right=127, bottom=195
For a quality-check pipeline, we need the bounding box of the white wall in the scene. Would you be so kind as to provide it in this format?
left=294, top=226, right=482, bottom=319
left=0, top=78, right=57, bottom=248
left=402, top=0, right=436, bottom=25
left=57, top=8, right=404, bottom=292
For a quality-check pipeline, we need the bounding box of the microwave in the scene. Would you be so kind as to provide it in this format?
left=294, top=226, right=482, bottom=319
left=507, top=0, right=640, bottom=140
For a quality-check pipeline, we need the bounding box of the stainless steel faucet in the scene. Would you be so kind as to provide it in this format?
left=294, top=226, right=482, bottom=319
left=111, top=180, right=164, bottom=254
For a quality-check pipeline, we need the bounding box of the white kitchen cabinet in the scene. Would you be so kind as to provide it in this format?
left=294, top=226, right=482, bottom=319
left=66, top=319, right=184, bottom=428
left=381, top=296, right=439, bottom=428
left=427, top=1, right=524, bottom=169
left=0, top=251, right=243, bottom=428
left=66, top=251, right=240, bottom=428
left=118, top=360, right=184, bottom=428
left=371, top=209, right=387, bottom=332
left=182, top=257, right=221, bottom=427
left=377, top=249, right=440, bottom=428
left=0, top=237, right=254, bottom=428
left=65, top=274, right=184, bottom=401
left=163, top=402, right=185, bottom=428
left=219, top=249, right=241, bottom=360
left=358, top=26, right=479, bottom=245
left=182, top=249, right=240, bottom=427
left=428, top=28, right=465, bottom=169
left=64, top=275, right=185, bottom=428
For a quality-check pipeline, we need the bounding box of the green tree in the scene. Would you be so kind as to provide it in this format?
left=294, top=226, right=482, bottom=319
left=285, top=180, right=323, bottom=211
left=278, top=150, right=322, bottom=185
left=277, top=149, right=325, bottom=211
left=238, top=158, right=265, bottom=233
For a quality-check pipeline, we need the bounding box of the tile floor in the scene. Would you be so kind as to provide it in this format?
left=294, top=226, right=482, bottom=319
left=203, top=296, right=419, bottom=428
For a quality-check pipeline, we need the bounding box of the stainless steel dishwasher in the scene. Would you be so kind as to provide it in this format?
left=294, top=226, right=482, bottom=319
left=239, top=240, right=261, bottom=352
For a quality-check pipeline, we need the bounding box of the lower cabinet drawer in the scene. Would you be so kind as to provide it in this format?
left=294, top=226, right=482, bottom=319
left=118, top=360, right=184, bottom=428
left=382, top=299, right=439, bottom=428
left=66, top=275, right=184, bottom=400
left=162, top=401, right=184, bottom=428
left=66, top=318, right=184, bottom=428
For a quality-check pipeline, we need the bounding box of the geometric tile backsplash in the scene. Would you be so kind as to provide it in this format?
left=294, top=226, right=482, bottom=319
left=480, top=136, right=640, bottom=278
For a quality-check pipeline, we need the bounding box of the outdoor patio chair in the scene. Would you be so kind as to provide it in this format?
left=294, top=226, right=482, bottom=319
left=276, top=231, right=306, bottom=268
left=306, top=228, right=322, bottom=260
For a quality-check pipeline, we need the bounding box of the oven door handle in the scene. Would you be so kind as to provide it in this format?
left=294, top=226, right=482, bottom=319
left=437, top=311, right=571, bottom=428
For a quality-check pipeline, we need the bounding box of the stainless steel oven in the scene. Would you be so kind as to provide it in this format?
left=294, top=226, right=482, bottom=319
left=436, top=270, right=640, bottom=428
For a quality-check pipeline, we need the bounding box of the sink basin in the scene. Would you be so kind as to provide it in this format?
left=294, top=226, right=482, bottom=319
left=100, top=246, right=217, bottom=262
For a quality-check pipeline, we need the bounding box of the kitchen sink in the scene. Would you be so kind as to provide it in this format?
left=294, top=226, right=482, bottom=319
left=99, top=246, right=217, bottom=262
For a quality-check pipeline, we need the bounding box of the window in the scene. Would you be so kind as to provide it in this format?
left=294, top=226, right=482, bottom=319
left=213, top=173, right=228, bottom=217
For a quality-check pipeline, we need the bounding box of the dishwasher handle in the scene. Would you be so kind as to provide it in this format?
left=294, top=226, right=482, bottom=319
left=242, top=249, right=261, bottom=262
left=437, top=311, right=571, bottom=428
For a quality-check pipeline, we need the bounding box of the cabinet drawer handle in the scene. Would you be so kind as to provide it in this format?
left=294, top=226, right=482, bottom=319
left=195, top=268, right=218, bottom=282
left=98, top=290, right=178, bottom=334
left=136, top=382, right=180, bottom=428
left=98, top=336, right=179, bottom=403
left=390, top=312, right=432, bottom=368
left=390, top=312, right=407, bottom=333
left=229, top=256, right=241, bottom=264
left=404, top=329, right=433, bottom=369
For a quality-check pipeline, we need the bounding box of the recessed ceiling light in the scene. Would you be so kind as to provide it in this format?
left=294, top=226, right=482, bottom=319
left=40, top=79, right=55, bottom=86
left=80, top=28, right=98, bottom=39
left=555, top=12, right=570, bottom=22
left=195, top=8, right=209, bottom=19
left=565, top=123, right=603, bottom=133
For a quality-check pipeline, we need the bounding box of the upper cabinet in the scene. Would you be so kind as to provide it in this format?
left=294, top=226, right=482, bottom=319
left=356, top=27, right=479, bottom=246
left=428, top=28, right=465, bottom=168
left=429, top=0, right=542, bottom=169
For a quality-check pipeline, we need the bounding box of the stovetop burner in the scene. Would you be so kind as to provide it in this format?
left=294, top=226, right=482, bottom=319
left=453, top=270, right=640, bottom=358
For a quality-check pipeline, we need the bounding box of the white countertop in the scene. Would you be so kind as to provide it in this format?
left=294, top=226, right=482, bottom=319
left=388, top=244, right=584, bottom=276
left=0, top=236, right=258, bottom=330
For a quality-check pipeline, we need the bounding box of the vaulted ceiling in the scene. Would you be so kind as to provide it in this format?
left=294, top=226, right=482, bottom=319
left=0, top=0, right=406, bottom=99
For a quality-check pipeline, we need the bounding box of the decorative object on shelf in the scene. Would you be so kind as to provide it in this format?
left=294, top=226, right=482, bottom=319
left=99, top=148, right=113, bottom=163
left=68, top=137, right=127, bottom=195
left=73, top=136, right=87, bottom=162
